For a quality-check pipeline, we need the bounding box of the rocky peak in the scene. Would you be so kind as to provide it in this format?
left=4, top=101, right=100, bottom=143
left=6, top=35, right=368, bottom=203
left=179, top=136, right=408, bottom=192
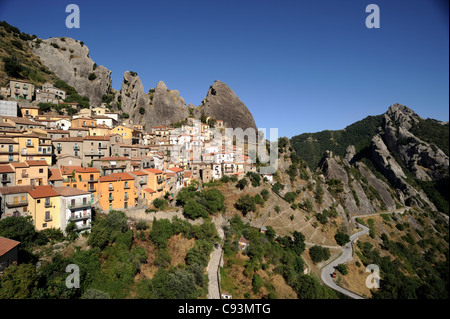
left=199, top=80, right=257, bottom=131
left=385, top=103, right=421, bottom=128
left=30, top=37, right=112, bottom=106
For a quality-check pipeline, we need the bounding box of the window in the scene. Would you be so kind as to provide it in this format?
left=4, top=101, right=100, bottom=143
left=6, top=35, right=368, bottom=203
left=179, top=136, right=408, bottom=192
left=83, top=197, right=87, bottom=205
left=37, top=199, right=41, bottom=204
left=45, top=211, right=51, bottom=221
left=39, top=168, right=43, bottom=174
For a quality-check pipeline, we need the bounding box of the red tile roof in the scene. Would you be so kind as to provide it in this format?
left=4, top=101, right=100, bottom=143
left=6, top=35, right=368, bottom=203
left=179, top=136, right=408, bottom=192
left=99, top=175, right=116, bottom=182
left=143, top=188, right=156, bottom=193
left=145, top=168, right=162, bottom=174
left=0, top=236, right=20, bottom=256
left=129, top=171, right=148, bottom=176
left=0, top=165, right=14, bottom=173
left=110, top=172, right=134, bottom=181
left=48, top=168, right=62, bottom=181
left=74, top=167, right=100, bottom=173
left=28, top=185, right=59, bottom=199
left=54, top=186, right=90, bottom=196
left=25, top=160, right=48, bottom=166
left=0, top=185, right=34, bottom=195
left=168, top=167, right=184, bottom=173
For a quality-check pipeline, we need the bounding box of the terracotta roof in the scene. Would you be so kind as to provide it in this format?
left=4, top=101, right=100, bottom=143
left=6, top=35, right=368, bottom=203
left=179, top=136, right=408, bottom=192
left=110, top=172, right=134, bottom=181
left=0, top=185, right=34, bottom=195
left=9, top=162, right=28, bottom=168
left=0, top=165, right=14, bottom=173
left=95, top=156, right=130, bottom=161
left=83, top=135, right=111, bottom=141
left=48, top=168, right=63, bottom=181
left=25, top=160, right=48, bottom=166
left=52, top=137, right=84, bottom=142
left=129, top=170, right=147, bottom=176
left=184, top=172, right=192, bottom=178
left=61, top=166, right=82, bottom=175
left=28, top=185, right=59, bottom=199
left=2, top=116, right=45, bottom=126
left=0, top=236, right=20, bottom=256
left=145, top=168, right=162, bottom=174
left=143, top=188, right=156, bottom=193
left=74, top=167, right=100, bottom=173
left=0, top=138, right=18, bottom=144
left=54, top=186, right=89, bottom=196
left=99, top=175, right=117, bottom=182
left=168, top=167, right=184, bottom=173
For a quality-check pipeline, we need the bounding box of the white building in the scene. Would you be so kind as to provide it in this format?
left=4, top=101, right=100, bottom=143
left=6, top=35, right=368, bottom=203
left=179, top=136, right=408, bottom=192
left=55, top=118, right=72, bottom=130
left=54, top=187, right=92, bottom=234
left=0, top=100, right=18, bottom=117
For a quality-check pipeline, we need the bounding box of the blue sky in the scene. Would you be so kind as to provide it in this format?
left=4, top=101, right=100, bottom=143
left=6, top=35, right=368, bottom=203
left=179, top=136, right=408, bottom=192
left=1, top=0, right=448, bottom=138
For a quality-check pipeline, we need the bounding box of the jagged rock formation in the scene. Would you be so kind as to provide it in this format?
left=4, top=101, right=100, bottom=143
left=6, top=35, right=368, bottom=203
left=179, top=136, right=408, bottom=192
left=29, top=37, right=112, bottom=106
left=120, top=73, right=189, bottom=130
left=198, top=80, right=257, bottom=131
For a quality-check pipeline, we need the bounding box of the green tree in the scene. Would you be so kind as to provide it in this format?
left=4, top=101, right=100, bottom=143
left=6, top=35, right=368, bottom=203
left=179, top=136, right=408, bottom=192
left=235, top=194, right=256, bottom=216
left=336, top=264, right=348, bottom=275
left=183, top=199, right=208, bottom=220
left=0, top=263, right=38, bottom=299
left=334, top=232, right=350, bottom=246
left=309, top=245, right=330, bottom=264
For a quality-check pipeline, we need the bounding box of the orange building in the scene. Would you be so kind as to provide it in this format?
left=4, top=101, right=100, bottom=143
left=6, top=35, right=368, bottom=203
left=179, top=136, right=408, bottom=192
left=61, top=166, right=100, bottom=197
left=98, top=172, right=136, bottom=211
left=144, top=168, right=169, bottom=199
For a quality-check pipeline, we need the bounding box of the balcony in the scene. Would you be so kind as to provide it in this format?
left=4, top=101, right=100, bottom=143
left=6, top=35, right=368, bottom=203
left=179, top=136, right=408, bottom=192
left=6, top=200, right=28, bottom=208
left=1, top=176, right=11, bottom=183
left=69, top=213, right=91, bottom=222
left=44, top=201, right=52, bottom=208
left=108, top=185, right=114, bottom=191
left=139, top=180, right=146, bottom=185
left=73, top=145, right=80, bottom=150
left=108, top=195, right=114, bottom=201
left=98, top=144, right=108, bottom=149
left=124, top=184, right=130, bottom=189
left=56, top=146, right=62, bottom=152
left=76, top=224, right=91, bottom=231
left=68, top=202, right=91, bottom=210
left=102, top=164, right=126, bottom=169
left=88, top=187, right=96, bottom=192
left=22, top=172, right=29, bottom=178
left=44, top=215, right=52, bottom=222
left=124, top=196, right=129, bottom=201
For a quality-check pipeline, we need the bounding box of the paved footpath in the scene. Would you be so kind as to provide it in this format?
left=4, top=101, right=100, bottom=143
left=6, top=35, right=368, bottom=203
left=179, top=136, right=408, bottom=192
left=207, top=215, right=225, bottom=299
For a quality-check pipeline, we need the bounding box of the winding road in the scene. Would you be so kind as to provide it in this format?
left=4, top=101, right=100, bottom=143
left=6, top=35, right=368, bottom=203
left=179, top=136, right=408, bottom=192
left=320, top=207, right=410, bottom=299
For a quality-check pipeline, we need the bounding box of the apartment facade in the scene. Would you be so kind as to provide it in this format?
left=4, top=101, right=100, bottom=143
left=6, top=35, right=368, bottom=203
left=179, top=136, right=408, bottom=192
left=54, top=186, right=91, bottom=234
left=0, top=185, right=33, bottom=219
left=27, top=185, right=61, bottom=231
left=9, top=79, right=35, bottom=101
left=98, top=172, right=136, bottom=211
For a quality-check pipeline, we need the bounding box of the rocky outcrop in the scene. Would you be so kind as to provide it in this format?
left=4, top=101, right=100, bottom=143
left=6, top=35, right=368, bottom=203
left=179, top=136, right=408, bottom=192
left=29, top=37, right=112, bottom=106
left=198, top=80, right=257, bottom=131
left=120, top=74, right=189, bottom=130
left=120, top=71, right=150, bottom=124
left=150, top=81, right=189, bottom=126
left=382, top=103, right=449, bottom=182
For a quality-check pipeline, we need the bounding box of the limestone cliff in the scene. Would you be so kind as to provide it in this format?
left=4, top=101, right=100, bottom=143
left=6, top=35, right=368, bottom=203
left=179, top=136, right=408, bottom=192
left=29, top=37, right=112, bottom=107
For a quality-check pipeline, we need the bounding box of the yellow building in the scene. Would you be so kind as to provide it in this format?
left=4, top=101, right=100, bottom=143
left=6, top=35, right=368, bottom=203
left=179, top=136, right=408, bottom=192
left=98, top=172, right=136, bottom=211
left=62, top=166, right=100, bottom=197
left=9, top=160, right=48, bottom=186
left=7, top=133, right=52, bottom=165
left=110, top=125, right=140, bottom=144
left=89, top=124, right=110, bottom=137
left=0, top=138, right=19, bottom=163
left=27, top=185, right=61, bottom=231
left=20, top=106, right=41, bottom=118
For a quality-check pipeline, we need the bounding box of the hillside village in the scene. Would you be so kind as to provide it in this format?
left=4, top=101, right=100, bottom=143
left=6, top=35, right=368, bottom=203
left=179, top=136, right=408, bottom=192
left=0, top=78, right=258, bottom=235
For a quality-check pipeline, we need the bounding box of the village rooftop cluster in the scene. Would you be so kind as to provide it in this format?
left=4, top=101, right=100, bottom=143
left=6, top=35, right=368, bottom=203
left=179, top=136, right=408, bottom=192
left=0, top=78, right=264, bottom=238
